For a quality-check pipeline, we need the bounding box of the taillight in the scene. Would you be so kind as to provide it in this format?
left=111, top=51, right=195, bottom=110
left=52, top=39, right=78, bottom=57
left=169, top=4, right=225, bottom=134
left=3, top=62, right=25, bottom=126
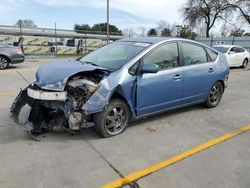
left=15, top=48, right=23, bottom=55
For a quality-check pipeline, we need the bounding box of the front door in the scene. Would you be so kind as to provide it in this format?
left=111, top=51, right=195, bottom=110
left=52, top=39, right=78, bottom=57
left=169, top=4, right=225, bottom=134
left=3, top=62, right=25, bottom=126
left=136, top=42, right=183, bottom=117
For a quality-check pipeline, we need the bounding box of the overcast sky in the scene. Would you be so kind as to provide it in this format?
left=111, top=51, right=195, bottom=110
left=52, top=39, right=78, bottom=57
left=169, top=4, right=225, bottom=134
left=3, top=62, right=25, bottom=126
left=0, top=0, right=186, bottom=29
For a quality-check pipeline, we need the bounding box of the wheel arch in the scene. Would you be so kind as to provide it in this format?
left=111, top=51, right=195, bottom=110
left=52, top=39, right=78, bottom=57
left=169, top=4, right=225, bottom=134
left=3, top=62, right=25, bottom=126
left=0, top=54, right=11, bottom=63
left=110, top=90, right=136, bottom=120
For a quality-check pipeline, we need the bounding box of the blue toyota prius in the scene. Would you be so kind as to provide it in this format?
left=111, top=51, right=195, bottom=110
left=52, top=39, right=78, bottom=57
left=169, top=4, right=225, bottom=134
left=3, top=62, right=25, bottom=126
left=10, top=37, right=230, bottom=138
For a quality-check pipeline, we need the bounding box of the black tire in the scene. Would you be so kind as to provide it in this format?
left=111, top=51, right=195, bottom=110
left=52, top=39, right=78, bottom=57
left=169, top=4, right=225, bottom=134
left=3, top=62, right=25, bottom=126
left=93, top=99, right=130, bottom=138
left=0, top=56, right=9, bottom=70
left=205, top=82, right=224, bottom=108
left=241, top=59, right=248, bottom=69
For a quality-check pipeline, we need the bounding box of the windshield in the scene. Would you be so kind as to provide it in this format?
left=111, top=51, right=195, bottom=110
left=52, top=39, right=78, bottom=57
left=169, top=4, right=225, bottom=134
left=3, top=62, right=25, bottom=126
left=213, top=47, right=230, bottom=53
left=79, top=41, right=150, bottom=70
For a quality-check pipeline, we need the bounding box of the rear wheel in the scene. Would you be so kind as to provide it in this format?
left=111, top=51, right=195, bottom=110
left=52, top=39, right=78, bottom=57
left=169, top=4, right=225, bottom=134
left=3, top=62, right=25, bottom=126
left=93, top=99, right=130, bottom=138
left=0, top=56, right=9, bottom=69
left=205, top=82, right=224, bottom=108
left=241, top=59, right=248, bottom=68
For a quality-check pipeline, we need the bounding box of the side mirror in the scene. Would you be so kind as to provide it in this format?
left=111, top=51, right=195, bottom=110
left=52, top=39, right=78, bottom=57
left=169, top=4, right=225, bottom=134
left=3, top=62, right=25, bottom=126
left=141, top=63, right=159, bottom=74
left=229, top=51, right=235, bottom=55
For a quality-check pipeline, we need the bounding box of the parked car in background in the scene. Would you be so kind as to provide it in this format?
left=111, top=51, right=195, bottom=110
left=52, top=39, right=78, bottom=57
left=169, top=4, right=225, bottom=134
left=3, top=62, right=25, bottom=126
left=0, top=43, right=25, bottom=69
left=10, top=37, right=229, bottom=138
left=213, top=45, right=249, bottom=68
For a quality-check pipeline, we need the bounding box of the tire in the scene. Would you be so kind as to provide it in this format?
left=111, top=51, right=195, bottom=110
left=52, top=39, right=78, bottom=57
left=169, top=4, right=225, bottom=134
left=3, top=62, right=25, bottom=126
left=93, top=99, right=130, bottom=138
left=0, top=56, right=9, bottom=70
left=205, top=82, right=224, bottom=108
left=241, top=59, right=248, bottom=69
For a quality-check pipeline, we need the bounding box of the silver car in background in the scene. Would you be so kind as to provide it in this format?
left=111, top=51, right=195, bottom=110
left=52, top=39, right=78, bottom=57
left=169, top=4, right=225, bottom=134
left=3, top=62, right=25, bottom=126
left=0, top=43, right=25, bottom=69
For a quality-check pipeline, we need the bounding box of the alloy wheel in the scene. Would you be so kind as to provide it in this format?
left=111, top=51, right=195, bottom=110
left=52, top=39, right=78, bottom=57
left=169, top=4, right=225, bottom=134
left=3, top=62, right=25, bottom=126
left=104, top=106, right=127, bottom=135
left=208, top=83, right=223, bottom=105
left=0, top=57, right=8, bottom=69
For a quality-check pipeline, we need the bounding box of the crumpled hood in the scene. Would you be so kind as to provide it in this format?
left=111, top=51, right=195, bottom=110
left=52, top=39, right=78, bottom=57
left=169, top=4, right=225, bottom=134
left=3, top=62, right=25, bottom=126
left=34, top=59, right=106, bottom=91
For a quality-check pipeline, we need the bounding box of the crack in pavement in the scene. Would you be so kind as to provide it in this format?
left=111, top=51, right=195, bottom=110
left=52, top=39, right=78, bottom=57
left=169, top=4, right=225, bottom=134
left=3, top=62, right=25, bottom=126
left=79, top=132, right=125, bottom=179
left=15, top=70, right=30, bottom=85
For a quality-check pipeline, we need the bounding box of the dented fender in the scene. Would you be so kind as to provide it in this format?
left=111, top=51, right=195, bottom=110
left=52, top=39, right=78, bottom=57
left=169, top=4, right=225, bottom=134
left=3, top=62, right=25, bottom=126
left=82, top=68, right=137, bottom=120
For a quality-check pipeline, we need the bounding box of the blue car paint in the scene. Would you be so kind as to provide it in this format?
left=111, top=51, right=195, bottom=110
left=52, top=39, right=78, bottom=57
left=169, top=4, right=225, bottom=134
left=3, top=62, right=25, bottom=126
left=136, top=67, right=183, bottom=116
left=10, top=37, right=230, bottom=129
left=35, top=59, right=107, bottom=91
left=83, top=39, right=229, bottom=120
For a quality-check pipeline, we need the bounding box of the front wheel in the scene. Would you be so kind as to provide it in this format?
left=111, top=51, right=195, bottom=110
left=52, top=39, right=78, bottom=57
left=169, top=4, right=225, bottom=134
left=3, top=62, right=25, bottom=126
left=93, top=99, right=130, bottom=138
left=241, top=59, right=248, bottom=69
left=205, top=82, right=224, bottom=108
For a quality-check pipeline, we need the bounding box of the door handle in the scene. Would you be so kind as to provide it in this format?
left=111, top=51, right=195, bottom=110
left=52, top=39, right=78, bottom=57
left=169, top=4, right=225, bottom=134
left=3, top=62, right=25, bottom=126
left=173, top=74, right=182, bottom=80
left=208, top=68, right=214, bottom=73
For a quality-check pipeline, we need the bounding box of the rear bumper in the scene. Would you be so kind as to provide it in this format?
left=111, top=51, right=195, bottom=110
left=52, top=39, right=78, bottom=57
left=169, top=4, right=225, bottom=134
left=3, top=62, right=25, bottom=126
left=10, top=54, right=25, bottom=64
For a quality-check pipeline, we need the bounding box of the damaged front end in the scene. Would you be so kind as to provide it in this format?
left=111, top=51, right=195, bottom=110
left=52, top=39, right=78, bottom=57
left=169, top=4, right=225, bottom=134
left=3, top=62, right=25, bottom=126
left=10, top=67, right=109, bottom=135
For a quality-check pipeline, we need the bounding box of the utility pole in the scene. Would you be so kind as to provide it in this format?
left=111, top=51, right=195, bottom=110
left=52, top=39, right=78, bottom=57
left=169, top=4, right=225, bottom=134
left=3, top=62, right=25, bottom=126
left=107, top=0, right=110, bottom=44
left=55, top=22, right=58, bottom=55
left=19, top=20, right=24, bottom=52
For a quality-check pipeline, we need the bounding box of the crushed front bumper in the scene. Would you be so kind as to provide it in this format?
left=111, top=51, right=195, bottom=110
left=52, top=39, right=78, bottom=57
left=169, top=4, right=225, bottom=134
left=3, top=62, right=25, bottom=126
left=9, top=87, right=33, bottom=130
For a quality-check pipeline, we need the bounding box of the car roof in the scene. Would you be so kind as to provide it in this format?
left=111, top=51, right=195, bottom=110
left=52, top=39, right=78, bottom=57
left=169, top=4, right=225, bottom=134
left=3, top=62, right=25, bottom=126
left=213, top=45, right=243, bottom=48
left=118, top=37, right=174, bottom=44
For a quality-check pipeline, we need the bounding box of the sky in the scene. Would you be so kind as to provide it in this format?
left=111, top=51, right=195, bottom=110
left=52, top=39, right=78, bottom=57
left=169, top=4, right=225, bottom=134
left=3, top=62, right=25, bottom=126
left=0, top=0, right=186, bottom=30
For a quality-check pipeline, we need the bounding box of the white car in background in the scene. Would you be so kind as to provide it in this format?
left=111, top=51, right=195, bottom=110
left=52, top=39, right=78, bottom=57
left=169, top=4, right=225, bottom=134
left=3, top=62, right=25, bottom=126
left=213, top=45, right=249, bottom=68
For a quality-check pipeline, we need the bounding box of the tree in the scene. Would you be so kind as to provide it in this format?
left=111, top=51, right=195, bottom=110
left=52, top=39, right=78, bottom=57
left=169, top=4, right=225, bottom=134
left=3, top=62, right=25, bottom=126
left=225, top=0, right=250, bottom=25
left=122, top=28, right=137, bottom=38
left=230, top=28, right=245, bottom=37
left=15, top=19, right=37, bottom=28
left=74, top=23, right=122, bottom=35
left=179, top=26, right=197, bottom=39
left=91, top=23, right=122, bottom=35
left=180, top=0, right=231, bottom=37
left=147, top=28, right=157, bottom=36
left=74, top=24, right=91, bottom=31
left=137, top=27, right=147, bottom=37
left=161, top=28, right=172, bottom=36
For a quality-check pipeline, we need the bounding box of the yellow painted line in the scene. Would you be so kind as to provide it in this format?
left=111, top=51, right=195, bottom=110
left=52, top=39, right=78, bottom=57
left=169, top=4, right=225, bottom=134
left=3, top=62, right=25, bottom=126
left=0, top=92, right=17, bottom=96
left=103, top=125, right=250, bottom=188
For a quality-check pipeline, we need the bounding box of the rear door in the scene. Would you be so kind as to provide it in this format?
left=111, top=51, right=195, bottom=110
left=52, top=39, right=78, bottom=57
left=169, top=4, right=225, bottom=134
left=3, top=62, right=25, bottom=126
left=136, top=42, right=183, bottom=117
left=180, top=42, right=218, bottom=104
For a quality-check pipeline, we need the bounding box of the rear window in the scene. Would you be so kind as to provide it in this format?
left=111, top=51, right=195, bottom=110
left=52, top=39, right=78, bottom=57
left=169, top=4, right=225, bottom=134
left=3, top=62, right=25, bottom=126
left=182, top=43, right=208, bottom=65
left=213, top=47, right=229, bottom=53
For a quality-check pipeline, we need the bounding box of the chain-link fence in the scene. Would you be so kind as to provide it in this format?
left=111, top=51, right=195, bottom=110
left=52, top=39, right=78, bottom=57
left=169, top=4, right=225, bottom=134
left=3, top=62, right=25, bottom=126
left=0, top=25, right=123, bottom=56
left=196, top=36, right=250, bottom=51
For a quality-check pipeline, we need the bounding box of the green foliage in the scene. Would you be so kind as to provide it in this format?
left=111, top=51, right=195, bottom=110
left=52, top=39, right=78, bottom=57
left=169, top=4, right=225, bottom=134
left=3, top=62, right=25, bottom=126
left=15, top=19, right=37, bottom=28
left=74, top=22, right=122, bottom=35
left=161, top=28, right=172, bottom=36
left=179, top=26, right=197, bottom=39
left=148, top=28, right=157, bottom=36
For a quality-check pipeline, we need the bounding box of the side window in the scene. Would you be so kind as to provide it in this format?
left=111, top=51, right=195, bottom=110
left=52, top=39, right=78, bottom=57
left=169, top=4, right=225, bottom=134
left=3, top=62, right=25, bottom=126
left=129, top=62, right=139, bottom=75
left=182, top=43, right=208, bottom=65
left=143, top=43, right=179, bottom=70
left=206, top=48, right=218, bottom=62
left=230, top=47, right=237, bottom=53
left=238, top=48, right=245, bottom=53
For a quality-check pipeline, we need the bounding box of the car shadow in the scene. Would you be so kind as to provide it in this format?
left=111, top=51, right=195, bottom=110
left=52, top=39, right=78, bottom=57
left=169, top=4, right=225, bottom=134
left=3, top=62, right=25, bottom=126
left=80, top=104, right=206, bottom=141
left=5, top=104, right=207, bottom=143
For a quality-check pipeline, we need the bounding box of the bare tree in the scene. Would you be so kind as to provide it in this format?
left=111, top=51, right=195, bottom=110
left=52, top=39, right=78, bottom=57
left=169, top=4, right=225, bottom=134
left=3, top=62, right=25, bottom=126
left=137, top=27, right=147, bottom=37
left=123, top=28, right=137, bottom=38
left=225, top=0, right=250, bottom=25
left=180, top=0, right=231, bottom=37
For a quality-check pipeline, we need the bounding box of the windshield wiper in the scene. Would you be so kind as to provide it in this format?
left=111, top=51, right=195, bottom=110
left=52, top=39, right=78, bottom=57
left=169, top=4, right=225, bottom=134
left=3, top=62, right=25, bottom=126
left=79, top=61, right=99, bottom=67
